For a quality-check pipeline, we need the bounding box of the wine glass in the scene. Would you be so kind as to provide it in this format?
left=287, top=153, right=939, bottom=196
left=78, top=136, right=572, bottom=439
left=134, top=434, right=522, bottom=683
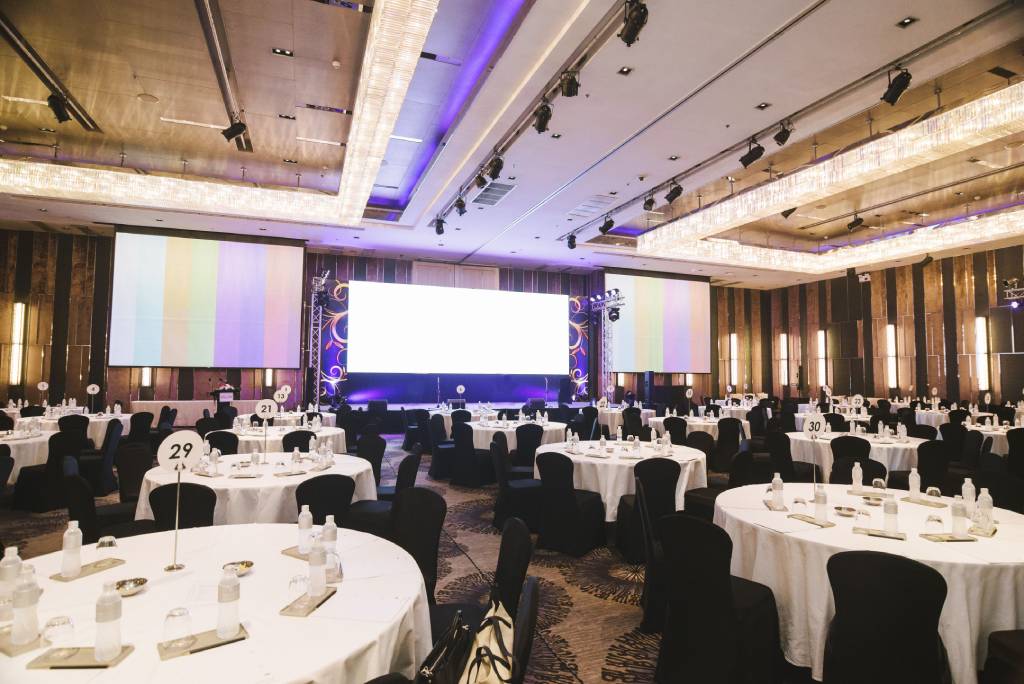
left=162, top=607, right=195, bottom=652
left=42, top=616, right=76, bottom=659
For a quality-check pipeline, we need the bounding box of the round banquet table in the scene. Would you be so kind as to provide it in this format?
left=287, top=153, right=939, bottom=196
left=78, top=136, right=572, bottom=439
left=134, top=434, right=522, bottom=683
left=238, top=411, right=336, bottom=428
left=134, top=453, right=377, bottom=525
left=0, top=524, right=431, bottom=683
left=714, top=483, right=1024, bottom=684
left=17, top=414, right=131, bottom=446
left=787, top=432, right=925, bottom=483
left=597, top=407, right=655, bottom=433
left=916, top=409, right=995, bottom=429
left=429, top=409, right=499, bottom=435
left=0, top=431, right=51, bottom=482
left=535, top=440, right=707, bottom=522
left=969, top=425, right=1011, bottom=456
left=793, top=413, right=870, bottom=431
left=469, top=420, right=565, bottom=451
left=649, top=416, right=750, bottom=441
left=719, top=406, right=753, bottom=420
left=210, top=426, right=347, bottom=455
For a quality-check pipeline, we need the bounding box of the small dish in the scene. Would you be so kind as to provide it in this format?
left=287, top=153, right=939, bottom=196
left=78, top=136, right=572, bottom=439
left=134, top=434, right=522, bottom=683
left=863, top=496, right=884, bottom=507
left=833, top=506, right=856, bottom=518
left=115, top=577, right=148, bottom=597
left=223, top=560, right=254, bottom=576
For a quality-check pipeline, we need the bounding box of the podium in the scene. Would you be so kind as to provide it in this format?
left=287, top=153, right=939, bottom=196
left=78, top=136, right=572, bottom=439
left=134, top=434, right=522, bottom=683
left=210, top=388, right=239, bottom=413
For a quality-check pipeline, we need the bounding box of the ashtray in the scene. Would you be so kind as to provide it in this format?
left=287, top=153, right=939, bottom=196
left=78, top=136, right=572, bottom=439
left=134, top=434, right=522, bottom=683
left=863, top=496, right=884, bottom=507
left=223, top=560, right=253, bottom=576
left=115, top=577, right=147, bottom=596
left=833, top=506, right=857, bottom=518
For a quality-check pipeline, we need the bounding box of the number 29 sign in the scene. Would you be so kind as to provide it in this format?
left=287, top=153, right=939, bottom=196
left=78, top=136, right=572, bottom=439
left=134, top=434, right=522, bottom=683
left=157, top=431, right=205, bottom=473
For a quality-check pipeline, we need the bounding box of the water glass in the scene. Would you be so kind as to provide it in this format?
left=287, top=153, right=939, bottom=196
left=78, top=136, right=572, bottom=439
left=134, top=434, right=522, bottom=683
left=925, top=515, right=944, bottom=535
left=288, top=574, right=309, bottom=601
left=925, top=486, right=942, bottom=501
left=791, top=497, right=808, bottom=515
left=871, top=478, right=886, bottom=491
left=42, top=616, right=76, bottom=659
left=95, top=536, right=117, bottom=564
left=162, top=607, right=195, bottom=651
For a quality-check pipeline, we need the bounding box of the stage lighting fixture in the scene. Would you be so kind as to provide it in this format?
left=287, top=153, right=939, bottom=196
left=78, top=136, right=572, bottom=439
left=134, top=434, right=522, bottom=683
left=46, top=94, right=70, bottom=123
left=475, top=174, right=488, bottom=189
left=612, top=288, right=620, bottom=296
left=595, top=294, right=603, bottom=301
left=534, top=101, right=552, bottom=134
left=599, top=215, right=614, bottom=234
left=221, top=120, right=247, bottom=142
left=618, top=1, right=648, bottom=47
left=608, top=307, right=620, bottom=322
left=881, top=68, right=912, bottom=106
left=919, top=254, right=933, bottom=267
left=773, top=121, right=792, bottom=146
left=664, top=182, right=682, bottom=204
left=560, top=70, right=580, bottom=97
left=781, top=207, right=797, bottom=219
left=567, top=233, right=577, bottom=249
left=739, top=138, right=765, bottom=168
left=643, top=194, right=655, bottom=211
left=1012, top=301, right=1021, bottom=310
left=454, top=197, right=467, bottom=216
left=487, top=156, right=504, bottom=180
left=434, top=217, right=445, bottom=235
left=847, top=215, right=864, bottom=231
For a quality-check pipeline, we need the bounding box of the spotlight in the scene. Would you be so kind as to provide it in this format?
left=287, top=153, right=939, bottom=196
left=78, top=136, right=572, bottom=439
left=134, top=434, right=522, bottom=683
left=475, top=174, right=488, bottom=189
left=664, top=182, right=682, bottom=204
left=567, top=234, right=577, bottom=249
left=847, top=215, right=864, bottom=231
left=619, top=1, right=648, bottom=47
left=739, top=138, right=765, bottom=168
left=918, top=254, right=933, bottom=267
left=46, top=94, right=70, bottom=124
left=781, top=207, right=797, bottom=219
left=612, top=288, right=620, bottom=296
left=643, top=194, right=655, bottom=211
left=1012, top=300, right=1021, bottom=310
left=773, top=121, right=792, bottom=146
left=560, top=70, right=580, bottom=97
left=221, top=120, right=247, bottom=142
left=596, top=294, right=603, bottom=301
left=434, top=217, right=445, bottom=235
left=454, top=197, right=467, bottom=216
left=881, top=68, right=912, bottom=106
left=599, top=215, right=614, bottom=234
left=608, top=307, right=621, bottom=322
left=533, top=101, right=552, bottom=134
left=487, top=156, right=504, bottom=180
left=1004, top=278, right=1020, bottom=288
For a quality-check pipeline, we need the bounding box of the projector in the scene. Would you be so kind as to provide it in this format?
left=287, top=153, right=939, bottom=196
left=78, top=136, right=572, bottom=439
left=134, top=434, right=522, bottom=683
left=857, top=273, right=871, bottom=283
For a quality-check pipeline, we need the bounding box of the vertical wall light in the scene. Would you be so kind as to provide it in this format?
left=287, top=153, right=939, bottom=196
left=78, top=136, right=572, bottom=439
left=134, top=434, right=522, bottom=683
left=729, top=333, right=739, bottom=386
left=8, top=302, right=25, bottom=386
left=685, top=373, right=694, bottom=385
left=617, top=372, right=626, bottom=387
left=816, top=329, right=827, bottom=385
left=141, top=367, right=152, bottom=388
left=779, top=333, right=789, bottom=386
left=885, top=324, right=898, bottom=390
left=264, top=368, right=274, bottom=387
left=975, top=316, right=990, bottom=391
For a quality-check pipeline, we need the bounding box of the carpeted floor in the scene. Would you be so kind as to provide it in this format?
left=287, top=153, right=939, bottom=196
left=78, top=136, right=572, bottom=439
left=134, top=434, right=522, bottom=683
left=0, top=435, right=814, bottom=683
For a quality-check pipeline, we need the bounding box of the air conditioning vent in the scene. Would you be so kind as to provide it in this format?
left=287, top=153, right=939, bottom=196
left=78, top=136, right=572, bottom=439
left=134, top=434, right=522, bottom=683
left=472, top=181, right=516, bottom=206
left=566, top=194, right=616, bottom=221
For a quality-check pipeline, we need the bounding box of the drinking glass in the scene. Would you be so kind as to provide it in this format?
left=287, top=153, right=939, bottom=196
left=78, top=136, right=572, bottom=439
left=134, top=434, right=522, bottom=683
left=855, top=509, right=872, bottom=529
left=925, top=486, right=942, bottom=501
left=791, top=497, right=808, bottom=515
left=95, top=536, right=117, bottom=565
left=925, top=515, right=944, bottom=535
left=42, top=616, right=76, bottom=659
left=288, top=575, right=309, bottom=602
left=871, top=478, right=886, bottom=491
left=162, top=607, right=195, bottom=651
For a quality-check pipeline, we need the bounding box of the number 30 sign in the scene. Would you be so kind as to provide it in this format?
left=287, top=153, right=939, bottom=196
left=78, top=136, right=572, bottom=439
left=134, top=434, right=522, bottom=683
left=157, top=431, right=204, bottom=472
left=803, top=417, right=826, bottom=437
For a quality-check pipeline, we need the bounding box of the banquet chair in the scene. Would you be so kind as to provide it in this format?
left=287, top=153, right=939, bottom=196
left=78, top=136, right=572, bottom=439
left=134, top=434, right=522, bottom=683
left=829, top=458, right=887, bottom=486
left=945, top=428, right=982, bottom=493
left=779, top=410, right=797, bottom=433
left=149, top=482, right=216, bottom=530
left=513, top=423, right=543, bottom=468
left=205, top=431, right=239, bottom=456
left=450, top=422, right=493, bottom=487
left=510, top=575, right=540, bottom=684
left=63, top=475, right=146, bottom=544
left=829, top=435, right=871, bottom=464
left=823, top=551, right=949, bottom=683
left=282, top=430, right=317, bottom=453
left=124, top=412, right=154, bottom=444
left=947, top=409, right=968, bottom=426
left=622, top=407, right=644, bottom=439
left=746, top=406, right=770, bottom=450
left=19, top=405, right=45, bottom=418
left=823, top=413, right=850, bottom=433
left=213, top=410, right=235, bottom=430
left=765, top=431, right=820, bottom=483
left=0, top=414, right=12, bottom=432
left=907, top=424, right=938, bottom=440
left=615, top=457, right=680, bottom=564
left=996, top=406, right=1017, bottom=425
left=347, top=449, right=421, bottom=537
left=662, top=416, right=687, bottom=445
left=356, top=433, right=386, bottom=485
left=78, top=419, right=123, bottom=496
left=704, top=403, right=721, bottom=417
left=430, top=517, right=533, bottom=642
left=714, top=417, right=743, bottom=471
left=896, top=407, right=916, bottom=429
left=400, top=408, right=418, bottom=451
left=411, top=409, right=432, bottom=452
left=960, top=429, right=984, bottom=469
left=367, top=400, right=388, bottom=422
left=685, top=430, right=715, bottom=463
left=113, top=443, right=154, bottom=504
left=58, top=414, right=93, bottom=449
left=984, top=630, right=1024, bottom=684
left=391, top=487, right=446, bottom=603
left=939, top=422, right=967, bottom=456
left=195, top=417, right=219, bottom=438
left=12, top=432, right=83, bottom=512
left=491, top=441, right=542, bottom=532
left=535, top=452, right=604, bottom=557
left=655, top=513, right=782, bottom=683
left=580, top=405, right=599, bottom=440
left=249, top=414, right=274, bottom=427
left=450, top=409, right=471, bottom=430
left=296, top=474, right=356, bottom=525
left=636, top=479, right=668, bottom=633
left=156, top=405, right=172, bottom=427
left=377, top=446, right=422, bottom=501
left=0, top=446, right=13, bottom=491
left=889, top=440, right=949, bottom=491
left=684, top=451, right=762, bottom=522
left=427, top=414, right=455, bottom=479
left=493, top=432, right=531, bottom=480
left=1007, top=428, right=1024, bottom=479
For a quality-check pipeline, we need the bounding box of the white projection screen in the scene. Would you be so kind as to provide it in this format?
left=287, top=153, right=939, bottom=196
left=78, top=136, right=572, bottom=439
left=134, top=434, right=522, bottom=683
left=347, top=281, right=568, bottom=374
left=604, top=272, right=711, bottom=373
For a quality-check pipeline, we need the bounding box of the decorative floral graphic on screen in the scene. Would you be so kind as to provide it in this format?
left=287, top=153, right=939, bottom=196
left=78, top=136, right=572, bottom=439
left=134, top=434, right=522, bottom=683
left=569, top=295, right=589, bottom=397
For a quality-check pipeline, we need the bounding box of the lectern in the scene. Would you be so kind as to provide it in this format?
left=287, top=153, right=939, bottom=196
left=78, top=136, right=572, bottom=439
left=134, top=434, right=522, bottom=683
left=210, top=388, right=238, bottom=413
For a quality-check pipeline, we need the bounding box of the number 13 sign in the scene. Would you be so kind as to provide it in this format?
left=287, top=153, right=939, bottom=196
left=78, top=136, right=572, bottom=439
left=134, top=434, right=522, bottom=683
left=157, top=431, right=204, bottom=472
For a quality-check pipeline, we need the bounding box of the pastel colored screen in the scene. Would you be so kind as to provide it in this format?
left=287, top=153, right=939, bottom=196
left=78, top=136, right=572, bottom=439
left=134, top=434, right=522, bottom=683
left=604, top=273, right=710, bottom=373
left=108, top=231, right=304, bottom=368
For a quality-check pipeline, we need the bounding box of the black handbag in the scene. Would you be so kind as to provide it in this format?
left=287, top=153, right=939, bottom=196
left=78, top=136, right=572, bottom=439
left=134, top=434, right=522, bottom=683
left=414, top=610, right=474, bottom=684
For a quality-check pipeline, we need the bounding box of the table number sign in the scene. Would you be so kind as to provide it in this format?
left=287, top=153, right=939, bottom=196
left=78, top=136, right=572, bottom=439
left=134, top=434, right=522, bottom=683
left=157, top=431, right=204, bottom=572
left=803, top=415, right=826, bottom=438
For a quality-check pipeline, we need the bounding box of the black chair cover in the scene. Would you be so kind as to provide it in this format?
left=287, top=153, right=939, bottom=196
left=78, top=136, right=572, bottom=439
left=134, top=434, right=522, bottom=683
left=149, top=482, right=216, bottom=530
left=392, top=487, right=447, bottom=603
left=282, top=430, right=317, bottom=453
left=206, top=431, right=239, bottom=456
left=296, top=474, right=355, bottom=525
left=535, top=452, right=604, bottom=557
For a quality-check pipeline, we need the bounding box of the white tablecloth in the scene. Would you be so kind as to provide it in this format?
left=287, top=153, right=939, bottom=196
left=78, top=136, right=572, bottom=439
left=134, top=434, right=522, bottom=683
left=429, top=410, right=499, bottom=435
left=16, top=414, right=131, bottom=446
left=916, top=409, right=995, bottom=429
left=0, top=524, right=431, bottom=683
left=0, top=432, right=50, bottom=482
left=135, top=453, right=376, bottom=525
left=210, top=426, right=347, bottom=455
left=715, top=483, right=1024, bottom=684
left=130, top=400, right=308, bottom=427
left=787, top=432, right=925, bottom=483
left=597, top=407, right=655, bottom=433
left=719, top=406, right=752, bottom=420
left=793, top=413, right=870, bottom=431
left=469, top=421, right=565, bottom=451
left=238, top=412, right=336, bottom=428
left=970, top=426, right=1011, bottom=456
left=649, top=416, right=750, bottom=441
left=536, top=440, right=707, bottom=522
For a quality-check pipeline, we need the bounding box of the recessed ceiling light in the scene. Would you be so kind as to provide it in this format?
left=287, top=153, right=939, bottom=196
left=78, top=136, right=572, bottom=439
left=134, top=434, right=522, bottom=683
left=617, top=66, right=633, bottom=76
left=39, top=127, right=55, bottom=133
left=669, top=155, right=679, bottom=161
left=278, top=113, right=296, bottom=120
left=508, top=176, right=517, bottom=181
left=272, top=48, right=294, bottom=57
left=136, top=93, right=159, bottom=104
left=283, top=158, right=298, bottom=164
left=259, top=227, right=267, bottom=231
left=155, top=218, right=163, bottom=222
left=2, top=95, right=47, bottom=105
left=896, top=16, right=918, bottom=28
left=551, top=133, right=561, bottom=139
left=755, top=102, right=772, bottom=110
left=389, top=134, right=423, bottom=143
left=38, top=208, right=47, bottom=212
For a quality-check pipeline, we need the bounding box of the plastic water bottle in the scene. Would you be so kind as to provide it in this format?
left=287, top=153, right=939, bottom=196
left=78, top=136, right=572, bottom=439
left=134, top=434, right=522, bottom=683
left=322, top=515, right=342, bottom=583
left=307, top=539, right=327, bottom=599
left=0, top=546, right=22, bottom=621
left=11, top=566, right=39, bottom=645
left=216, top=568, right=240, bottom=639
left=977, top=488, right=995, bottom=533
left=60, top=520, right=82, bottom=579
left=771, top=472, right=783, bottom=508
left=292, top=447, right=301, bottom=465
left=94, top=581, right=122, bottom=662
left=962, top=478, right=976, bottom=518
left=615, top=426, right=623, bottom=441
left=813, top=484, right=827, bottom=523
left=297, top=505, right=314, bottom=554
left=851, top=462, right=863, bottom=493
left=951, top=495, right=968, bottom=536
left=908, top=467, right=921, bottom=501
left=599, top=434, right=606, bottom=449
left=883, top=497, right=898, bottom=533
left=307, top=436, right=316, bottom=453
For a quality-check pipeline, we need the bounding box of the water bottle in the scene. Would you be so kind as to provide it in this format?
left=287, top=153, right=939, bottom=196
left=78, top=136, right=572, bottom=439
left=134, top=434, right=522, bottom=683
left=292, top=447, right=301, bottom=466
left=977, top=488, right=994, bottom=533
left=851, top=461, right=863, bottom=494
left=615, top=426, right=622, bottom=441
left=908, top=467, right=921, bottom=501
left=771, top=472, right=783, bottom=508
left=0, top=546, right=22, bottom=621
left=60, top=520, right=82, bottom=579
left=11, top=566, right=39, bottom=645
left=307, top=436, right=316, bottom=453
left=297, top=505, right=314, bottom=554
left=813, top=484, right=827, bottom=523
left=307, top=539, right=327, bottom=599
left=94, top=581, right=122, bottom=662
left=599, top=434, right=606, bottom=449
left=216, top=568, right=240, bottom=639
left=883, top=497, right=898, bottom=533
left=951, top=495, right=968, bottom=536
left=962, top=478, right=976, bottom=517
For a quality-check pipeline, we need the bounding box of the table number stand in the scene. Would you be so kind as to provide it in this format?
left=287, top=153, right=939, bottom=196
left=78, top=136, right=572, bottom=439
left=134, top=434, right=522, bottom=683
left=166, top=468, right=185, bottom=572
left=156, top=431, right=204, bottom=573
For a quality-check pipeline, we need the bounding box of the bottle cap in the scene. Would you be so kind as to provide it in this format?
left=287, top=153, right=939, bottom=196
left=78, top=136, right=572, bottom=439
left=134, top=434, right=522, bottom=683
left=301, top=505, right=309, bottom=513
left=3, top=546, right=16, bottom=558
left=68, top=520, right=78, bottom=530
left=219, top=570, right=240, bottom=602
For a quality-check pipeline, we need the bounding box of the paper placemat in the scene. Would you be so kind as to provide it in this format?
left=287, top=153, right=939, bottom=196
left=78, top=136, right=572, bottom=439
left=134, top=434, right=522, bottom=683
left=27, top=645, right=134, bottom=669
left=157, top=626, right=248, bottom=660
left=49, top=558, right=124, bottom=582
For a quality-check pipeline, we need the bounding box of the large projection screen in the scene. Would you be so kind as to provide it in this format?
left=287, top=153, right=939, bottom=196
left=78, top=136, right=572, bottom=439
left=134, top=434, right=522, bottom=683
left=347, top=281, right=568, bottom=374
left=109, top=230, right=304, bottom=368
left=605, top=272, right=710, bottom=373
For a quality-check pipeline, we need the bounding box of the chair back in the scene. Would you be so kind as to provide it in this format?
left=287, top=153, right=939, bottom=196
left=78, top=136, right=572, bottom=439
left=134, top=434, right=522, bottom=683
left=58, top=414, right=91, bottom=447
left=823, top=413, right=849, bottom=432
left=213, top=410, right=234, bottom=430
left=451, top=421, right=474, bottom=460
left=536, top=451, right=574, bottom=490
left=63, top=475, right=100, bottom=545
left=412, top=409, right=432, bottom=450
left=580, top=406, right=598, bottom=439
left=98, top=419, right=123, bottom=454
left=635, top=479, right=658, bottom=569
left=0, top=414, right=12, bottom=431
left=395, top=450, right=422, bottom=494
left=746, top=406, right=768, bottom=437
left=961, top=429, right=983, bottom=469
left=704, top=403, right=721, bottom=417
left=282, top=430, right=317, bottom=453
left=250, top=414, right=274, bottom=427
left=490, top=441, right=511, bottom=491
left=20, top=405, right=45, bottom=417
left=685, top=431, right=715, bottom=462
left=824, top=551, right=948, bottom=683
left=715, top=417, right=742, bottom=469
left=907, top=424, right=937, bottom=440
left=295, top=474, right=355, bottom=524
left=429, top=413, right=449, bottom=445
left=829, top=435, right=871, bottom=463
left=662, top=416, right=687, bottom=445
left=765, top=431, right=796, bottom=480
left=896, top=407, right=916, bottom=428
left=356, top=433, right=386, bottom=485
left=1007, top=427, right=1024, bottom=478
left=0, top=445, right=13, bottom=489
left=635, top=458, right=681, bottom=527
left=493, top=518, right=533, bottom=621
left=939, top=423, right=967, bottom=461
left=727, top=450, right=764, bottom=488
left=127, top=412, right=154, bottom=441
left=450, top=409, right=471, bottom=428
left=622, top=407, right=643, bottom=438
left=392, top=487, right=447, bottom=603
left=113, top=443, right=152, bottom=503
left=149, top=482, right=216, bottom=530
left=511, top=576, right=540, bottom=684
left=947, top=409, right=968, bottom=426
left=514, top=423, right=544, bottom=466
left=195, top=417, right=219, bottom=438
left=206, top=431, right=239, bottom=455
left=916, top=440, right=949, bottom=490
left=830, top=458, right=887, bottom=485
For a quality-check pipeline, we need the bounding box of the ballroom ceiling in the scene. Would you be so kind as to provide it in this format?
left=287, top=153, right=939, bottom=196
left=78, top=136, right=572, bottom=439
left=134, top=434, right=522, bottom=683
left=0, top=0, right=1022, bottom=288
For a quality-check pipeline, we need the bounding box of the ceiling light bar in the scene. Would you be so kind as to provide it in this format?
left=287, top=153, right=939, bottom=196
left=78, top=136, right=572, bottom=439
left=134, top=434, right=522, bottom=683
left=159, top=116, right=228, bottom=130
left=389, top=134, right=423, bottom=143
left=297, top=136, right=345, bottom=146
left=2, top=95, right=47, bottom=105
